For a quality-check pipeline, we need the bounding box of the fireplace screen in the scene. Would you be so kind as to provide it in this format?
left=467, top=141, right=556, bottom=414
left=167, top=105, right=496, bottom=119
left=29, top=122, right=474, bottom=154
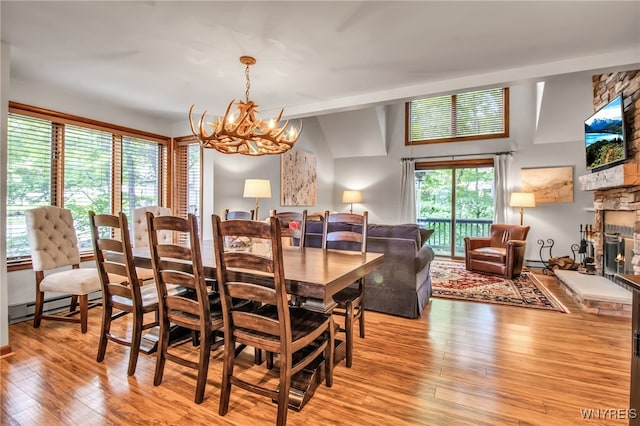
left=603, top=233, right=634, bottom=277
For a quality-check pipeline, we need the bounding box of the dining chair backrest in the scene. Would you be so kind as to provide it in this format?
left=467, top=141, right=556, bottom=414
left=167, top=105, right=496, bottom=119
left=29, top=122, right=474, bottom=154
left=146, top=212, right=221, bottom=403
left=132, top=206, right=172, bottom=248
left=90, top=211, right=142, bottom=305
left=146, top=212, right=212, bottom=334
left=89, top=211, right=158, bottom=376
left=223, top=209, right=255, bottom=221
left=213, top=215, right=289, bottom=331
left=26, top=205, right=81, bottom=271
left=322, top=211, right=369, bottom=254
left=270, top=209, right=307, bottom=249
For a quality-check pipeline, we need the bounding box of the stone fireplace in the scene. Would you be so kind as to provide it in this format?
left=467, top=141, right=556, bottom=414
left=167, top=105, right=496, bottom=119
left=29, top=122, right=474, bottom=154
left=579, top=70, right=640, bottom=286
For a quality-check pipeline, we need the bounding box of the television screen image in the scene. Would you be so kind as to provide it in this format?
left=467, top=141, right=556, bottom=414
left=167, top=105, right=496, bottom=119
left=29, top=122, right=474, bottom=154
left=585, top=95, right=626, bottom=170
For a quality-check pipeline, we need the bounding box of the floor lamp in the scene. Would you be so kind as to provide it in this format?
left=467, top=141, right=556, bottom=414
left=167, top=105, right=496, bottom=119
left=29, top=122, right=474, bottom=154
left=509, top=192, right=536, bottom=225
left=243, top=179, right=271, bottom=221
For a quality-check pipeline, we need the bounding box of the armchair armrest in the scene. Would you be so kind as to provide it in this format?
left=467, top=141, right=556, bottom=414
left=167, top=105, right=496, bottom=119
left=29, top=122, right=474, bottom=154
left=506, top=239, right=527, bottom=249
left=505, top=239, right=528, bottom=277
left=464, top=237, right=491, bottom=251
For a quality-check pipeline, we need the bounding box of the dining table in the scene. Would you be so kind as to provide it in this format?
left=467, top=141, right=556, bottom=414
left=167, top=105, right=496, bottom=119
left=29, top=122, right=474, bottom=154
left=132, top=240, right=384, bottom=410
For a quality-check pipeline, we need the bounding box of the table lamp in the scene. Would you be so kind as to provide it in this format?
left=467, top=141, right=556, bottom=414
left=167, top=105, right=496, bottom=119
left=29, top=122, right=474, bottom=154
left=243, top=179, right=271, bottom=220
left=342, top=190, right=362, bottom=214
left=509, top=192, right=536, bottom=225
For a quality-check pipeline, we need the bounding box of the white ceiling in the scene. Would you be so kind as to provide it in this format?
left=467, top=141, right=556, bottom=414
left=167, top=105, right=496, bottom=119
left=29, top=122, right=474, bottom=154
left=2, top=1, right=639, bottom=124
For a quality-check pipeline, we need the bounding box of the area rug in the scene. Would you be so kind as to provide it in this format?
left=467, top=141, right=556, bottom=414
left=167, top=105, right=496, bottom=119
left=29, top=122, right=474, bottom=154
left=431, top=260, right=568, bottom=313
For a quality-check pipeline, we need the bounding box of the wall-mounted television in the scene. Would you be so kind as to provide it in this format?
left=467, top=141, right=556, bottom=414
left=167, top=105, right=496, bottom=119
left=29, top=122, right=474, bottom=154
left=585, top=94, right=626, bottom=171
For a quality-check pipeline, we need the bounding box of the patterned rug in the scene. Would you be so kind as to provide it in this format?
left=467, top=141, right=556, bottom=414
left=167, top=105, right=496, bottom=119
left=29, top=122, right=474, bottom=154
left=431, top=260, right=568, bottom=313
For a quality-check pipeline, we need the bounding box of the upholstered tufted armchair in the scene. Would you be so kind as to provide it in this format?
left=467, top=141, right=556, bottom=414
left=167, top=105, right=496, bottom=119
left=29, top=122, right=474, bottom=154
left=132, top=206, right=172, bottom=248
left=25, top=206, right=102, bottom=333
left=464, top=224, right=530, bottom=279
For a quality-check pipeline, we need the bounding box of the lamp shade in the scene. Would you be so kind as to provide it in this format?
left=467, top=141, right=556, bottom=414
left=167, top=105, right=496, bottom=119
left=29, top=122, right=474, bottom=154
left=509, top=192, right=536, bottom=208
left=342, top=190, right=362, bottom=204
left=243, top=179, right=272, bottom=198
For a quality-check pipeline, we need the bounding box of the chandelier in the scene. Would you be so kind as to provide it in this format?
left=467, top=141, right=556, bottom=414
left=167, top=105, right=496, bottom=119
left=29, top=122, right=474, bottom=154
left=189, top=56, right=302, bottom=156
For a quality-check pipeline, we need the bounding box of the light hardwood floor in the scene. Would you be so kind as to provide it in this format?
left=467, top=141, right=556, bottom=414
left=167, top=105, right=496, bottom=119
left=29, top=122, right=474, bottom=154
left=1, top=272, right=633, bottom=425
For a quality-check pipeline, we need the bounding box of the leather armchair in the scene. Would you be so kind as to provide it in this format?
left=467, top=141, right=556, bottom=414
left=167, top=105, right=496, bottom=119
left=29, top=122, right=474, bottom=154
left=464, top=224, right=530, bottom=278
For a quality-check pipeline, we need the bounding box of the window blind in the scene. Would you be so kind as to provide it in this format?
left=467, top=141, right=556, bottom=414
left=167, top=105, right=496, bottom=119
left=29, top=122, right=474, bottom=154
left=7, top=114, right=53, bottom=258
left=407, top=87, right=508, bottom=145
left=63, top=124, right=113, bottom=251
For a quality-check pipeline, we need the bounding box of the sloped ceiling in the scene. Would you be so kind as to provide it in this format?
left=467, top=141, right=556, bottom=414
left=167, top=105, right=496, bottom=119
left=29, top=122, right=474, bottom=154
left=317, top=106, right=387, bottom=158
left=534, top=72, right=596, bottom=145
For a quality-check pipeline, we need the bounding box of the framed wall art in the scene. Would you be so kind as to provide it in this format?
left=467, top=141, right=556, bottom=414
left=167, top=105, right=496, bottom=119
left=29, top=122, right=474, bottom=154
left=280, top=148, right=317, bottom=206
left=520, top=166, right=574, bottom=203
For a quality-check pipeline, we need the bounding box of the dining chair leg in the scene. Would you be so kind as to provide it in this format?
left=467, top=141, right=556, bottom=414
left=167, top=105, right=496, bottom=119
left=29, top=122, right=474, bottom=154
left=359, top=306, right=365, bottom=338
left=219, top=342, right=234, bottom=416
left=96, top=303, right=112, bottom=363
left=325, top=319, right=335, bottom=387
left=276, top=354, right=291, bottom=426
left=70, top=294, right=78, bottom=312
left=34, top=289, right=44, bottom=328
left=194, top=337, right=212, bottom=404
left=345, top=301, right=354, bottom=368
left=154, top=320, right=170, bottom=386
left=128, top=311, right=143, bottom=376
left=79, top=294, right=89, bottom=333
left=266, top=352, right=274, bottom=370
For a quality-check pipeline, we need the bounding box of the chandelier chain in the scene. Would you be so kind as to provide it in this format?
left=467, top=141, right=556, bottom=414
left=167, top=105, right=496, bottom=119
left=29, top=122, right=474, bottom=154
left=245, top=64, right=251, bottom=103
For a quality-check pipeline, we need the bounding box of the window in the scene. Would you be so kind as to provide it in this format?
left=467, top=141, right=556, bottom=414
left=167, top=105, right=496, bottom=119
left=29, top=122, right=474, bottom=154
left=415, top=159, right=495, bottom=257
left=122, top=136, right=165, bottom=221
left=7, top=115, right=53, bottom=258
left=6, top=103, right=170, bottom=263
left=173, top=136, right=202, bottom=237
left=406, top=87, right=509, bottom=145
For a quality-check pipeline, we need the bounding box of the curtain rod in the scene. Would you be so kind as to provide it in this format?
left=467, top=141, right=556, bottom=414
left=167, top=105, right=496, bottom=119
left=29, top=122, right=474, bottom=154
left=401, top=151, right=513, bottom=162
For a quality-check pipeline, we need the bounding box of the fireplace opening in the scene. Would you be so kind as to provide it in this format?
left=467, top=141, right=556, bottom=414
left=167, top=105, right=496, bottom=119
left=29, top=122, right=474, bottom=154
left=602, top=210, right=636, bottom=280
left=603, top=232, right=634, bottom=279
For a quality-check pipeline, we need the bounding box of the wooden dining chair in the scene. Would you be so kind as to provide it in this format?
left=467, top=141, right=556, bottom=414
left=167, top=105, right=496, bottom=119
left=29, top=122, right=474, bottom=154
left=212, top=215, right=334, bottom=426
left=323, top=210, right=368, bottom=368
left=146, top=212, right=223, bottom=404
left=89, top=211, right=167, bottom=376
left=223, top=209, right=255, bottom=220
left=25, top=206, right=102, bottom=333
left=270, top=209, right=307, bottom=249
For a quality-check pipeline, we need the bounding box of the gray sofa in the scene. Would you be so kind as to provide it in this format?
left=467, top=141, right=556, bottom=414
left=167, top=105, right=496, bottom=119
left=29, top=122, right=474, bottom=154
left=305, top=222, right=435, bottom=318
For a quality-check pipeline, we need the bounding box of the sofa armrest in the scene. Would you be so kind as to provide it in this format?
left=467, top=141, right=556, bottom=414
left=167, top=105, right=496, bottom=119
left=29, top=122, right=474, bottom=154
left=415, top=244, right=435, bottom=273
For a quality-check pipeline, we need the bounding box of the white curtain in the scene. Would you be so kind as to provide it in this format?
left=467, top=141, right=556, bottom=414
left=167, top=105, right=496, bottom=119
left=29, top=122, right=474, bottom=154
left=493, top=153, right=512, bottom=223
left=400, top=159, right=416, bottom=223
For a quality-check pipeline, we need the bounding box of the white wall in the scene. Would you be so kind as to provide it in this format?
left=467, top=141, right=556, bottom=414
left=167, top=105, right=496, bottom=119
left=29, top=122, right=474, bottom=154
left=1, top=42, right=10, bottom=345
left=334, top=80, right=594, bottom=263
left=10, top=78, right=174, bottom=136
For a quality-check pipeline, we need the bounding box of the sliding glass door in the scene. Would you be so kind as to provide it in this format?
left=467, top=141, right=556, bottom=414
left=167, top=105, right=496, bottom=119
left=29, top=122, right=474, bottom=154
left=416, top=159, right=494, bottom=258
